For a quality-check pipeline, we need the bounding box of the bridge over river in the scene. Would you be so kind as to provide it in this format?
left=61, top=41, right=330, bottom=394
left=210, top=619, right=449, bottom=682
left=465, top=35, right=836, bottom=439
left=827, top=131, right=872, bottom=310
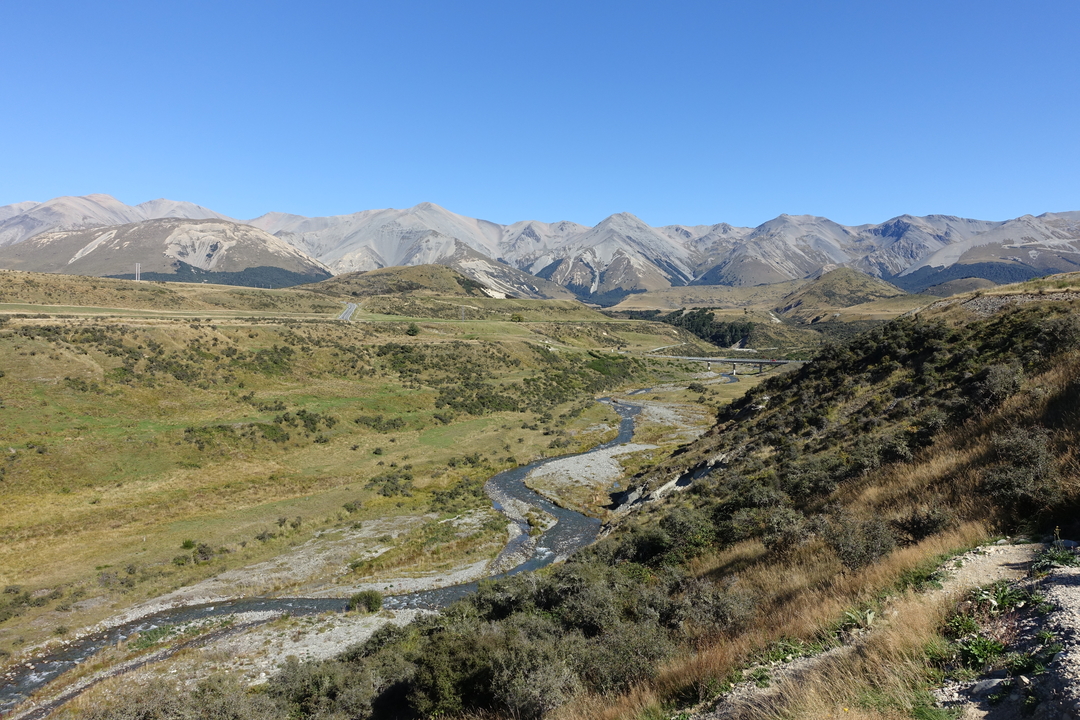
left=644, top=354, right=801, bottom=374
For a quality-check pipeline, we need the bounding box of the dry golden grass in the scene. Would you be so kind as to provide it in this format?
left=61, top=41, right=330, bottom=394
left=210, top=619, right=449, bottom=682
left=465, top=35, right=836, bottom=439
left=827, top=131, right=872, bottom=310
left=552, top=352, right=1080, bottom=720
left=555, top=525, right=986, bottom=720
left=759, top=594, right=950, bottom=720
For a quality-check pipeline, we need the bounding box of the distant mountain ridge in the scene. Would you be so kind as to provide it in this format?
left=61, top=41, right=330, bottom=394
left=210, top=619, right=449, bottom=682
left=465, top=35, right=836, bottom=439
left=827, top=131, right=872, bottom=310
left=0, top=216, right=330, bottom=287
left=0, top=194, right=233, bottom=248
left=1, top=194, right=1077, bottom=300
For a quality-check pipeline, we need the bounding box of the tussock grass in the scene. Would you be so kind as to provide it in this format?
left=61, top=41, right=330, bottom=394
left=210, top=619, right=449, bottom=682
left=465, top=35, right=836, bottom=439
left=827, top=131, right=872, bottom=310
left=557, top=303, right=1080, bottom=720
left=556, top=526, right=985, bottom=720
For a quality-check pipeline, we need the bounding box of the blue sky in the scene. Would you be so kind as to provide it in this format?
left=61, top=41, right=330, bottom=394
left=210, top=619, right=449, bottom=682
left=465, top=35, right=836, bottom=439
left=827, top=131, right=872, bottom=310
left=1, top=0, right=1077, bottom=227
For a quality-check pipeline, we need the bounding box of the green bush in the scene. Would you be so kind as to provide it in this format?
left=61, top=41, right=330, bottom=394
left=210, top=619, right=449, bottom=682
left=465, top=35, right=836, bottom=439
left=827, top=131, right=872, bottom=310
left=761, top=507, right=811, bottom=556
left=658, top=507, right=714, bottom=563
left=347, top=590, right=383, bottom=613
left=964, top=363, right=1023, bottom=410
left=576, top=620, right=673, bottom=695
left=982, top=426, right=1060, bottom=515
left=366, top=468, right=414, bottom=497
left=1031, top=545, right=1080, bottom=574
left=407, top=627, right=495, bottom=717
left=823, top=514, right=896, bottom=570
left=270, top=657, right=374, bottom=719
left=76, top=675, right=279, bottom=720
left=892, top=505, right=955, bottom=544
left=681, top=579, right=755, bottom=638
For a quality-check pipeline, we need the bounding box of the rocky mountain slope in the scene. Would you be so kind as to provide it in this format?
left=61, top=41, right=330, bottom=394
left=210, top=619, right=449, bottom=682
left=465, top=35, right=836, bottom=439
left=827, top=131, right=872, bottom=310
left=894, top=211, right=1080, bottom=290
left=2, top=195, right=1078, bottom=300
left=0, top=217, right=331, bottom=287
left=0, top=194, right=232, bottom=248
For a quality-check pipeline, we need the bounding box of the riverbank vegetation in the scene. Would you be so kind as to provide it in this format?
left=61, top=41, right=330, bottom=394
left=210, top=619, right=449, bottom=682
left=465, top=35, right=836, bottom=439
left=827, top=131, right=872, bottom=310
left=40, top=279, right=1080, bottom=720
left=0, top=279, right=717, bottom=657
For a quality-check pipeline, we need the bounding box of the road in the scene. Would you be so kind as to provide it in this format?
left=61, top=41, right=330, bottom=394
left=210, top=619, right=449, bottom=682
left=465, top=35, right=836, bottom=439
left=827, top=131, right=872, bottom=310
left=337, top=303, right=357, bottom=321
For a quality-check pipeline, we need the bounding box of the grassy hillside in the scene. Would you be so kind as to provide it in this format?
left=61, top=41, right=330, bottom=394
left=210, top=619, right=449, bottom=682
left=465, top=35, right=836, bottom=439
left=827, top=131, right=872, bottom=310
left=354, top=295, right=610, bottom=322
left=607, top=270, right=936, bottom=359
left=305, top=265, right=491, bottom=298
left=607, top=282, right=807, bottom=312
left=774, top=267, right=919, bottom=324
left=919, top=277, right=998, bottom=297
left=0, top=270, right=342, bottom=316
left=80, top=276, right=1080, bottom=720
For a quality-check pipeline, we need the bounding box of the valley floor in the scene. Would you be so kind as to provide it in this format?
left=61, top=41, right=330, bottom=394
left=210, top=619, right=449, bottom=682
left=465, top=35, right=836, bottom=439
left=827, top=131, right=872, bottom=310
left=2, top=374, right=734, bottom=719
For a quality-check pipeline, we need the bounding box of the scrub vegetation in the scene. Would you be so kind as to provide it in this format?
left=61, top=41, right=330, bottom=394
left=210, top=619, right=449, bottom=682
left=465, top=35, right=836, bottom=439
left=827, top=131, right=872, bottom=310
left=0, top=272, right=715, bottom=659
left=35, top=278, right=1080, bottom=720
left=12, top=270, right=1080, bottom=720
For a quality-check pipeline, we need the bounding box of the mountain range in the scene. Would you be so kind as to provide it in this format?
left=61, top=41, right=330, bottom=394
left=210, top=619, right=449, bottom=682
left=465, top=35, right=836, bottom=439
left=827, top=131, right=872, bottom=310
left=1, top=194, right=1078, bottom=302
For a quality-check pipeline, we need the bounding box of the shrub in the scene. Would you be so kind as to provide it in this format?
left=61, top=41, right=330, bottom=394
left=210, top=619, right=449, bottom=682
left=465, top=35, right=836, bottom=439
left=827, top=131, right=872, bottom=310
left=761, top=507, right=811, bottom=556
left=965, top=363, right=1023, bottom=410
left=488, top=614, right=581, bottom=720
left=348, top=590, right=383, bottom=613
left=576, top=621, right=673, bottom=694
left=879, top=433, right=914, bottom=464
left=77, top=675, right=278, bottom=720
left=982, top=426, right=1060, bottom=515
left=612, top=525, right=671, bottom=565
left=892, top=505, right=955, bottom=544
left=1031, top=545, right=1080, bottom=574
left=680, top=578, right=756, bottom=638
left=909, top=408, right=947, bottom=449
left=407, top=628, right=495, bottom=717
left=366, top=468, right=414, bottom=497
left=823, top=514, right=896, bottom=570
left=556, top=582, right=618, bottom=637
left=270, top=657, right=374, bottom=719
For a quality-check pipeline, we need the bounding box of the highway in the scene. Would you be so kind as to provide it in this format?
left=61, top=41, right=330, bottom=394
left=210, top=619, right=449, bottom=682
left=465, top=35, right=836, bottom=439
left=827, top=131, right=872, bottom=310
left=337, top=302, right=358, bottom=321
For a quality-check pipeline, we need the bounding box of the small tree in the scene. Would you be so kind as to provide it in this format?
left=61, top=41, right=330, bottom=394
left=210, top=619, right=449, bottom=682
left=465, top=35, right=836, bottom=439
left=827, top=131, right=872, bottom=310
left=405, top=323, right=420, bottom=336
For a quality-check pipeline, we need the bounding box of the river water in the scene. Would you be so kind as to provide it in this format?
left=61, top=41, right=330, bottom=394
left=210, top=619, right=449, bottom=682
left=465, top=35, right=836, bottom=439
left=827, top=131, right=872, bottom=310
left=0, top=400, right=640, bottom=713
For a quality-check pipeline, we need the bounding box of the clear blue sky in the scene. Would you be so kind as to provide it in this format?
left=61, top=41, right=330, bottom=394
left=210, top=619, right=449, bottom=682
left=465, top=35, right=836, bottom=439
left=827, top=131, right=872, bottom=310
left=1, top=0, right=1077, bottom=228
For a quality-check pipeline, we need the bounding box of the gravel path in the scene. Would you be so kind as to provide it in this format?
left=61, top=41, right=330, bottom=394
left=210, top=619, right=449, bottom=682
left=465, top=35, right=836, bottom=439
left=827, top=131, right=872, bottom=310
left=1041, top=566, right=1080, bottom=715
left=693, top=542, right=1080, bottom=720
left=928, top=544, right=1080, bottom=720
